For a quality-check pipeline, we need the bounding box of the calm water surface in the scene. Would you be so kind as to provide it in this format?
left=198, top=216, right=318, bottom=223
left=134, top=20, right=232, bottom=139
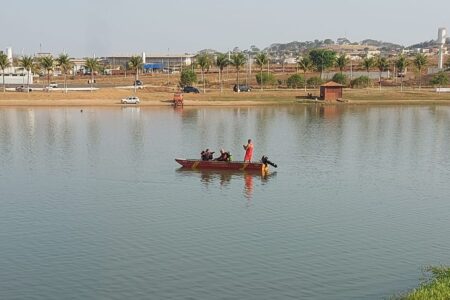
left=1, top=105, right=449, bottom=299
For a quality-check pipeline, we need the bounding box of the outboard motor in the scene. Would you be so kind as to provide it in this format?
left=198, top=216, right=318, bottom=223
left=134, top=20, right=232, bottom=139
left=261, top=155, right=277, bottom=168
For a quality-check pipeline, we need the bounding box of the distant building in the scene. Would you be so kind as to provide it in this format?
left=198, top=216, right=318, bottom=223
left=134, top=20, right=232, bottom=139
left=365, top=49, right=381, bottom=58
left=103, top=53, right=195, bottom=72
left=0, top=47, right=33, bottom=84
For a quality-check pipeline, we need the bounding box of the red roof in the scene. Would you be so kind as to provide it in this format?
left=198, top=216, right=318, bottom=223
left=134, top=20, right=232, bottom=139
left=320, top=81, right=343, bottom=87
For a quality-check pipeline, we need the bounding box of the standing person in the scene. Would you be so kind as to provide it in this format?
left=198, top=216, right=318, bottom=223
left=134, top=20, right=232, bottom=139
left=243, top=139, right=253, bottom=162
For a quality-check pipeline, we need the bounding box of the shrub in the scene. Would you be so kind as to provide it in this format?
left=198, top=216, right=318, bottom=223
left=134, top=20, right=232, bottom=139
left=430, top=71, right=449, bottom=87
left=179, top=69, right=197, bottom=87
left=351, top=75, right=371, bottom=88
left=286, top=74, right=305, bottom=88
left=397, top=266, right=450, bottom=300
left=331, top=73, right=348, bottom=86
left=307, top=76, right=323, bottom=89
left=255, top=72, right=277, bottom=85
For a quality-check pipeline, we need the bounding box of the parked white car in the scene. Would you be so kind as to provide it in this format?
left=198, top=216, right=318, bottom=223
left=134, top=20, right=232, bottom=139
left=121, top=96, right=140, bottom=104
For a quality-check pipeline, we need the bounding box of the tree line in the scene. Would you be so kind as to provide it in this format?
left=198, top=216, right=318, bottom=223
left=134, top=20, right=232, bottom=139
left=0, top=53, right=145, bottom=93
left=1, top=50, right=448, bottom=94
left=180, top=49, right=450, bottom=93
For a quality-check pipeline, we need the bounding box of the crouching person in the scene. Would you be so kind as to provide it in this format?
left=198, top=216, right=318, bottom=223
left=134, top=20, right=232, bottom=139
left=215, top=149, right=232, bottom=162
left=201, top=149, right=214, bottom=161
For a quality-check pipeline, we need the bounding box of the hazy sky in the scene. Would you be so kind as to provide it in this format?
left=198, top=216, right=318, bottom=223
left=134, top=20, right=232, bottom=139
left=1, top=0, right=449, bottom=57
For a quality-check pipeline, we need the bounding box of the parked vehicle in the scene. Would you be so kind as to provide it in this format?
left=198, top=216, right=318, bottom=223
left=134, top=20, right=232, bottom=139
left=15, top=85, right=32, bottom=92
left=121, top=96, right=140, bottom=104
left=233, top=84, right=251, bottom=92
left=182, top=86, right=200, bottom=93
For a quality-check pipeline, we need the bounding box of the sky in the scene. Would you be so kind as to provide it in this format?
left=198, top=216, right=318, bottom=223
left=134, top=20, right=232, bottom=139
left=1, top=0, right=449, bottom=57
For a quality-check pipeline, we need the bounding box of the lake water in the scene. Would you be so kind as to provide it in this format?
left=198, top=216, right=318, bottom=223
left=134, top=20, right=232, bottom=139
left=1, top=105, right=449, bottom=300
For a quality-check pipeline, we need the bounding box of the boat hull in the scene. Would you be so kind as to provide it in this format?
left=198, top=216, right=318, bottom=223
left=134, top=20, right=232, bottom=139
left=175, top=158, right=269, bottom=173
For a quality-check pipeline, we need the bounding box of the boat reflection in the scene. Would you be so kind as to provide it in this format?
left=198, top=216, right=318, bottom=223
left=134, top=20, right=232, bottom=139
left=176, top=168, right=277, bottom=200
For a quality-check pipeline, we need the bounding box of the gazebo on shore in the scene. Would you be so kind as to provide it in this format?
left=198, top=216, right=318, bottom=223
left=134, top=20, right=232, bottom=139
left=320, top=81, right=344, bottom=102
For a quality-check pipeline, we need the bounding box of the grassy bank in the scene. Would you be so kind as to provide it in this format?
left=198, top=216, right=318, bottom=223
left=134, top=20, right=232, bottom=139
left=396, top=267, right=450, bottom=299
left=1, top=86, right=450, bottom=106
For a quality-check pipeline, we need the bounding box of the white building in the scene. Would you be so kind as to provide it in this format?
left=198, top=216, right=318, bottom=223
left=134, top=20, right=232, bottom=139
left=0, top=47, right=34, bottom=85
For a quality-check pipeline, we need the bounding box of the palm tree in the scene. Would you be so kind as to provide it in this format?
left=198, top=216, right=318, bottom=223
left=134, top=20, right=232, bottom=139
left=31, top=58, right=41, bottom=81
left=413, top=53, right=428, bottom=90
left=85, top=57, right=100, bottom=92
left=215, top=53, right=230, bottom=93
left=230, top=52, right=247, bottom=89
left=40, top=55, right=54, bottom=89
left=362, top=56, right=375, bottom=77
left=255, top=52, right=268, bottom=90
left=335, top=54, right=349, bottom=74
left=56, top=53, right=73, bottom=93
left=128, top=55, right=143, bottom=94
left=0, top=53, right=11, bottom=92
left=375, top=55, right=389, bottom=91
left=196, top=53, right=211, bottom=93
left=395, top=55, right=409, bottom=92
left=19, top=55, right=34, bottom=93
left=297, top=56, right=313, bottom=92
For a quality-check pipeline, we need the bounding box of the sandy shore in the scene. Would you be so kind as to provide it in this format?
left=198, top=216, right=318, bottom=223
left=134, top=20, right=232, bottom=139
left=1, top=87, right=450, bottom=107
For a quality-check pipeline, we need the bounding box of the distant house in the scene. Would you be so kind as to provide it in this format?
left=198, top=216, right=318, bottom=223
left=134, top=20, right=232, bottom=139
left=320, top=81, right=344, bottom=102
left=103, top=53, right=195, bottom=73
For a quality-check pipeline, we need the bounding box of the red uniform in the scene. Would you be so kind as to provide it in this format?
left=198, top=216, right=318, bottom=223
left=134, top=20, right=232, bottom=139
left=243, top=142, right=253, bottom=162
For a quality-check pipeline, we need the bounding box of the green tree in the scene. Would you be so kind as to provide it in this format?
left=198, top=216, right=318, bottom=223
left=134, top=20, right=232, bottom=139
left=395, top=55, right=409, bottom=92
left=215, top=53, right=230, bottom=93
left=179, top=68, right=197, bottom=87
left=0, top=53, right=10, bottom=92
left=413, top=53, right=428, bottom=89
left=351, top=75, right=371, bottom=88
left=306, top=76, right=323, bottom=89
left=56, top=53, right=73, bottom=93
left=430, top=71, right=449, bottom=90
left=40, top=55, right=54, bottom=88
left=19, top=55, right=34, bottom=93
left=308, top=49, right=337, bottom=78
left=255, top=52, right=268, bottom=90
left=85, top=57, right=100, bottom=92
left=286, top=74, right=305, bottom=88
left=128, top=55, right=143, bottom=94
left=230, top=52, right=247, bottom=88
left=362, top=56, right=375, bottom=76
left=196, top=53, right=212, bottom=93
left=297, top=56, right=313, bottom=91
left=335, top=54, right=349, bottom=74
left=255, top=72, right=277, bottom=86
left=331, top=73, right=348, bottom=85
left=375, top=55, right=389, bottom=90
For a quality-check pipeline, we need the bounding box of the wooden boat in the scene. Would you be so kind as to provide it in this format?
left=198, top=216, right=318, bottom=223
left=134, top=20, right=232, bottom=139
left=175, top=158, right=270, bottom=173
